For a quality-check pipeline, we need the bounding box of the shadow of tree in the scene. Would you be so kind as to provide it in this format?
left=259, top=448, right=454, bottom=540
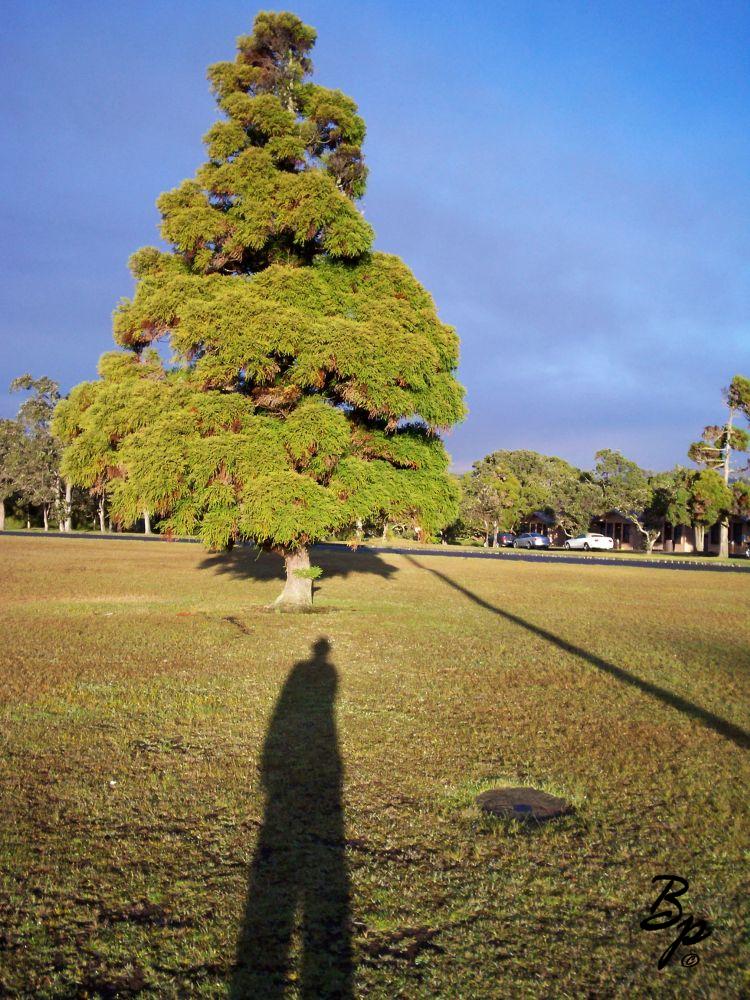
left=404, top=555, right=750, bottom=752
left=199, top=544, right=397, bottom=590
left=230, top=638, right=353, bottom=999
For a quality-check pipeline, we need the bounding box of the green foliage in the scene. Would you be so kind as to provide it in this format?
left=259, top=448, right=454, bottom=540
left=55, top=12, right=465, bottom=547
left=486, top=450, right=555, bottom=515
left=689, top=373, right=750, bottom=475
left=293, top=564, right=323, bottom=580
left=665, top=469, right=692, bottom=524
left=550, top=474, right=600, bottom=537
left=726, top=374, right=750, bottom=417
left=593, top=449, right=653, bottom=517
left=0, top=418, right=24, bottom=504
left=689, top=427, right=750, bottom=468
left=460, top=459, right=521, bottom=539
left=732, top=480, right=750, bottom=517
left=8, top=376, right=62, bottom=517
left=647, top=466, right=731, bottom=537
left=481, top=450, right=597, bottom=536
left=687, top=469, right=732, bottom=528
left=10, top=375, right=61, bottom=430
left=592, top=450, right=663, bottom=548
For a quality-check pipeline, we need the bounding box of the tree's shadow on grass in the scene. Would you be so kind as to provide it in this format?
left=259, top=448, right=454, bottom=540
left=230, top=638, right=353, bottom=999
left=199, top=544, right=397, bottom=590
left=404, top=555, right=750, bottom=752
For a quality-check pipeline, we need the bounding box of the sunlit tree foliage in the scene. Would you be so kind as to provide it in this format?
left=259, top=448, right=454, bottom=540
left=54, top=12, right=465, bottom=607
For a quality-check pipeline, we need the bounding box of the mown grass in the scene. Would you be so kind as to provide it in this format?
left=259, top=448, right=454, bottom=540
left=0, top=535, right=748, bottom=998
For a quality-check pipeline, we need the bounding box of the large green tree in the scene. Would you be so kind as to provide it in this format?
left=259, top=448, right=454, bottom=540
left=487, top=449, right=597, bottom=537
left=732, top=479, right=750, bottom=519
left=10, top=376, right=63, bottom=532
left=731, top=480, right=750, bottom=553
left=460, top=459, right=521, bottom=546
left=0, top=418, right=23, bottom=532
left=687, top=469, right=733, bottom=552
left=650, top=466, right=732, bottom=553
left=688, top=374, right=750, bottom=557
left=649, top=467, right=692, bottom=531
left=592, top=449, right=663, bottom=552
left=54, top=12, right=464, bottom=607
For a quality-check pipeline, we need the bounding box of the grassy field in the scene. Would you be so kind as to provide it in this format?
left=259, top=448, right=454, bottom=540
left=0, top=536, right=748, bottom=998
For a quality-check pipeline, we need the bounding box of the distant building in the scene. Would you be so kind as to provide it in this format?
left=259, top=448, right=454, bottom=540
left=518, top=510, right=750, bottom=554
left=592, top=512, right=749, bottom=555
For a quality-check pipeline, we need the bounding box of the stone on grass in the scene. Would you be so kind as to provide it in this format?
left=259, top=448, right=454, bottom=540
left=475, top=786, right=572, bottom=822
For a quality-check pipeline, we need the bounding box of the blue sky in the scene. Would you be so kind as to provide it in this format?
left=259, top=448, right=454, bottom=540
left=1, top=1, right=748, bottom=471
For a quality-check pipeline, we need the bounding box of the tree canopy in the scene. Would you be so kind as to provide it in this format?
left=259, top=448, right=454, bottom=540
left=591, top=449, right=663, bottom=551
left=0, top=418, right=23, bottom=531
left=648, top=466, right=732, bottom=552
left=54, top=11, right=465, bottom=606
left=484, top=449, right=597, bottom=537
left=687, top=469, right=732, bottom=548
left=688, top=373, right=749, bottom=556
left=460, top=458, right=521, bottom=545
left=2, top=376, right=62, bottom=531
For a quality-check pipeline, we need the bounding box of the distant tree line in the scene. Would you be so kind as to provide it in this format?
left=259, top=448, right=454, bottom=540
left=2, top=373, right=748, bottom=556
left=457, top=446, right=748, bottom=554
left=1, top=375, right=110, bottom=533
left=457, top=375, right=750, bottom=555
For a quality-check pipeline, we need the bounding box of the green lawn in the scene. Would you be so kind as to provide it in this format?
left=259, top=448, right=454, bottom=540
left=1, top=536, right=748, bottom=998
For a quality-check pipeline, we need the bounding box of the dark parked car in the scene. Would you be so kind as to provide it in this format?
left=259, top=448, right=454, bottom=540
left=498, top=532, right=516, bottom=547
left=513, top=532, right=551, bottom=549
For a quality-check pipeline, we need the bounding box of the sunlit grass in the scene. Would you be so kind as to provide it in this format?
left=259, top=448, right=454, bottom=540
left=0, top=536, right=748, bottom=997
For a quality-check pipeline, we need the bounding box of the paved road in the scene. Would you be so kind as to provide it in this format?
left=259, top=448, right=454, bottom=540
left=2, top=530, right=749, bottom=573
left=317, top=543, right=750, bottom=573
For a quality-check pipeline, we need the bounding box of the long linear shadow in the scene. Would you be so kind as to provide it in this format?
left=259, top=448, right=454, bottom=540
left=404, top=556, right=750, bottom=752
left=230, top=638, right=353, bottom=999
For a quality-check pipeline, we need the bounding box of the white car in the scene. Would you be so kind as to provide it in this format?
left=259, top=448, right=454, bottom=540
left=564, top=533, right=614, bottom=551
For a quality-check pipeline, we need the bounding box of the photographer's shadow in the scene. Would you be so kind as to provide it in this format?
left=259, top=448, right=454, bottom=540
left=230, top=638, right=352, bottom=999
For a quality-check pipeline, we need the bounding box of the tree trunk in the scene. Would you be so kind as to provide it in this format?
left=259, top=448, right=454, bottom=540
left=57, top=478, right=64, bottom=530
left=143, top=510, right=152, bottom=535
left=64, top=480, right=72, bottom=532
left=98, top=498, right=106, bottom=533
left=274, top=547, right=313, bottom=610
left=43, top=505, right=49, bottom=532
left=381, top=520, right=388, bottom=541
left=719, top=405, right=734, bottom=558
left=26, top=508, right=31, bottom=530
left=0, top=499, right=5, bottom=532
left=694, top=524, right=705, bottom=553
left=718, top=521, right=729, bottom=559
left=723, top=407, right=734, bottom=484
left=355, top=518, right=363, bottom=540
left=492, top=521, right=499, bottom=548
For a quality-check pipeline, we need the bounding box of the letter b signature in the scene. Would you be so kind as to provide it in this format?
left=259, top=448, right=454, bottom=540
left=640, top=875, right=712, bottom=970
